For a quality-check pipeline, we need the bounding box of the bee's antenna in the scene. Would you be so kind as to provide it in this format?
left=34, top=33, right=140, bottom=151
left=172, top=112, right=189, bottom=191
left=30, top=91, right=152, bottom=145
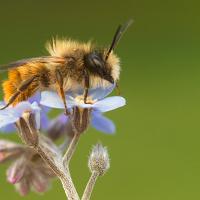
left=105, top=19, right=134, bottom=61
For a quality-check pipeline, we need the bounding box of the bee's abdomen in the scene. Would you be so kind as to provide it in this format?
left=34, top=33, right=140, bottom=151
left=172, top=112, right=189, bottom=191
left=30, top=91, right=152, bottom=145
left=2, top=64, right=45, bottom=105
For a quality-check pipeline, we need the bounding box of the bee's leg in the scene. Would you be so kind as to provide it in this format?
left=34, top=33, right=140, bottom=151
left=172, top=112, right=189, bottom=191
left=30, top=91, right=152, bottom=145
left=83, top=70, right=90, bottom=104
left=0, top=76, right=37, bottom=110
left=55, top=69, right=70, bottom=115
left=84, top=88, right=89, bottom=104
left=0, top=91, right=21, bottom=110
left=115, top=81, right=121, bottom=95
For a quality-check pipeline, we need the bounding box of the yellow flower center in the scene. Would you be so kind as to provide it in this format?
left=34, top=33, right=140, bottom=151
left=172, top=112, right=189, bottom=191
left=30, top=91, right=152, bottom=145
left=75, top=95, right=97, bottom=104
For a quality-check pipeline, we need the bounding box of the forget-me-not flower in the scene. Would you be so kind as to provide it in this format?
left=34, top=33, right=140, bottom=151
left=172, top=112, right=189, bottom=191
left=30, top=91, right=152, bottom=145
left=40, top=84, right=126, bottom=134
left=0, top=101, right=41, bottom=130
left=0, top=92, right=49, bottom=133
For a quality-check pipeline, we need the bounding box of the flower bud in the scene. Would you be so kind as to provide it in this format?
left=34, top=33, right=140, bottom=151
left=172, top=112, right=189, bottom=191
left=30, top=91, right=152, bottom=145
left=88, top=143, right=110, bottom=176
left=31, top=169, right=50, bottom=193
left=15, top=178, right=30, bottom=196
left=47, top=114, right=69, bottom=140
left=0, top=140, right=23, bottom=163
left=16, top=112, right=38, bottom=147
left=6, top=157, right=26, bottom=184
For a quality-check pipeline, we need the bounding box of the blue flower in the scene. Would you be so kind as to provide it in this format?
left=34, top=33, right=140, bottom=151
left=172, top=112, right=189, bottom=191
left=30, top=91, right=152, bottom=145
left=40, top=85, right=126, bottom=134
left=0, top=101, right=41, bottom=129
left=0, top=93, right=49, bottom=133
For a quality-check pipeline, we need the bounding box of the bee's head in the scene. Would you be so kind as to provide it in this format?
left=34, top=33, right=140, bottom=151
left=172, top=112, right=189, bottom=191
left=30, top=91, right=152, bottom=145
left=84, top=51, right=115, bottom=84
left=84, top=20, right=132, bottom=85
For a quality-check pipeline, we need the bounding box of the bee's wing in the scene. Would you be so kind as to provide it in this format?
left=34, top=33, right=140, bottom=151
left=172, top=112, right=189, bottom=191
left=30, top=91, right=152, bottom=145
left=0, top=56, right=65, bottom=71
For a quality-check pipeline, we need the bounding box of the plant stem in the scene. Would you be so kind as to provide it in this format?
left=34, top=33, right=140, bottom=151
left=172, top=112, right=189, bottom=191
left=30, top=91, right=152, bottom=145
left=36, top=143, right=80, bottom=200
left=81, top=172, right=99, bottom=200
left=60, top=170, right=80, bottom=200
left=36, top=145, right=63, bottom=177
left=63, top=133, right=80, bottom=167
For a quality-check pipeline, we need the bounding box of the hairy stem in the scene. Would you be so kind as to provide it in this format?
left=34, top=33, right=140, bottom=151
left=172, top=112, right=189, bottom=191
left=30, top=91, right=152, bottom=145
left=61, top=170, right=80, bottom=200
left=37, top=147, right=79, bottom=200
left=36, top=145, right=62, bottom=177
left=59, top=136, right=73, bottom=153
left=35, top=140, right=80, bottom=200
left=63, top=133, right=80, bottom=167
left=81, top=172, right=99, bottom=200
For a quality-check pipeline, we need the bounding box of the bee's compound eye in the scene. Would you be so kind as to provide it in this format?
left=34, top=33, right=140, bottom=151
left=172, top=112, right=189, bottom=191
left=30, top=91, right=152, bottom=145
left=85, top=52, right=104, bottom=69
left=85, top=52, right=114, bottom=84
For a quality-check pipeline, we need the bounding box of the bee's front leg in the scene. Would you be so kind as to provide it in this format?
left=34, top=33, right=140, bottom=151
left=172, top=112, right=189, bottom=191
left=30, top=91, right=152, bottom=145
left=83, top=69, right=90, bottom=104
left=83, top=88, right=89, bottom=104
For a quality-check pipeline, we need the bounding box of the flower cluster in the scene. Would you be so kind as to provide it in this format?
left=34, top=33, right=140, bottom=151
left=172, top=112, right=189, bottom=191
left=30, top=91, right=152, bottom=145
left=0, top=83, right=126, bottom=197
left=0, top=140, right=55, bottom=195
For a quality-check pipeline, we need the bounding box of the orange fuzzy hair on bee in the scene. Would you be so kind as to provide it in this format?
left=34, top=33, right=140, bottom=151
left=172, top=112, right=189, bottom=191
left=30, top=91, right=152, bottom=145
left=3, top=70, right=21, bottom=103
left=2, top=63, right=44, bottom=105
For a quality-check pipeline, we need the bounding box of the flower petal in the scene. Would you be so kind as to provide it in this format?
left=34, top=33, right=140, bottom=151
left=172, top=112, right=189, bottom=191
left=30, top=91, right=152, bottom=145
left=66, top=83, right=115, bottom=100
left=89, top=84, right=116, bottom=100
left=35, top=111, right=41, bottom=130
left=40, top=91, right=63, bottom=108
left=40, top=112, right=49, bottom=130
left=0, top=124, right=16, bottom=133
left=93, top=96, right=126, bottom=112
left=28, top=92, right=41, bottom=103
left=0, top=110, right=19, bottom=128
left=40, top=91, right=76, bottom=109
left=0, top=101, right=41, bottom=129
left=13, top=102, right=33, bottom=117
left=91, top=111, right=115, bottom=134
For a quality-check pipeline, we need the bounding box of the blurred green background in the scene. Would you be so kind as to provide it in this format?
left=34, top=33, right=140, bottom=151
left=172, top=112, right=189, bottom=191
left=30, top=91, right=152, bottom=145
left=0, top=0, right=200, bottom=199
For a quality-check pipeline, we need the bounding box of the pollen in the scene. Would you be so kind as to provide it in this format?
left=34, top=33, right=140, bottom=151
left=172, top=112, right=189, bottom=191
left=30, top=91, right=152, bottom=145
left=75, top=95, right=97, bottom=104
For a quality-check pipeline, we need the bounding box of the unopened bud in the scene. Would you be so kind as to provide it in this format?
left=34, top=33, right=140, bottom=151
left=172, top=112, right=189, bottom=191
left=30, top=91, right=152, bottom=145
left=47, top=114, right=69, bottom=140
left=31, top=170, right=50, bottom=193
left=6, top=157, right=26, bottom=184
left=0, top=140, right=23, bottom=163
left=88, top=143, right=110, bottom=176
left=16, top=112, right=38, bottom=147
left=72, top=107, right=91, bottom=133
left=15, top=178, right=30, bottom=196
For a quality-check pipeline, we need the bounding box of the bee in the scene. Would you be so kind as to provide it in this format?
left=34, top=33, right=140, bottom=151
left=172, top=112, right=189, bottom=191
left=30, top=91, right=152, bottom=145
left=0, top=20, right=132, bottom=114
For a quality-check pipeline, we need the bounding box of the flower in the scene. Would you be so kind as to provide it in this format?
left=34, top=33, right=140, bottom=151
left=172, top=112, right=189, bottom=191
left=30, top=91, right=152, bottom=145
left=40, top=85, right=126, bottom=134
left=0, top=139, right=55, bottom=196
left=0, top=92, right=49, bottom=133
left=0, top=101, right=40, bottom=129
